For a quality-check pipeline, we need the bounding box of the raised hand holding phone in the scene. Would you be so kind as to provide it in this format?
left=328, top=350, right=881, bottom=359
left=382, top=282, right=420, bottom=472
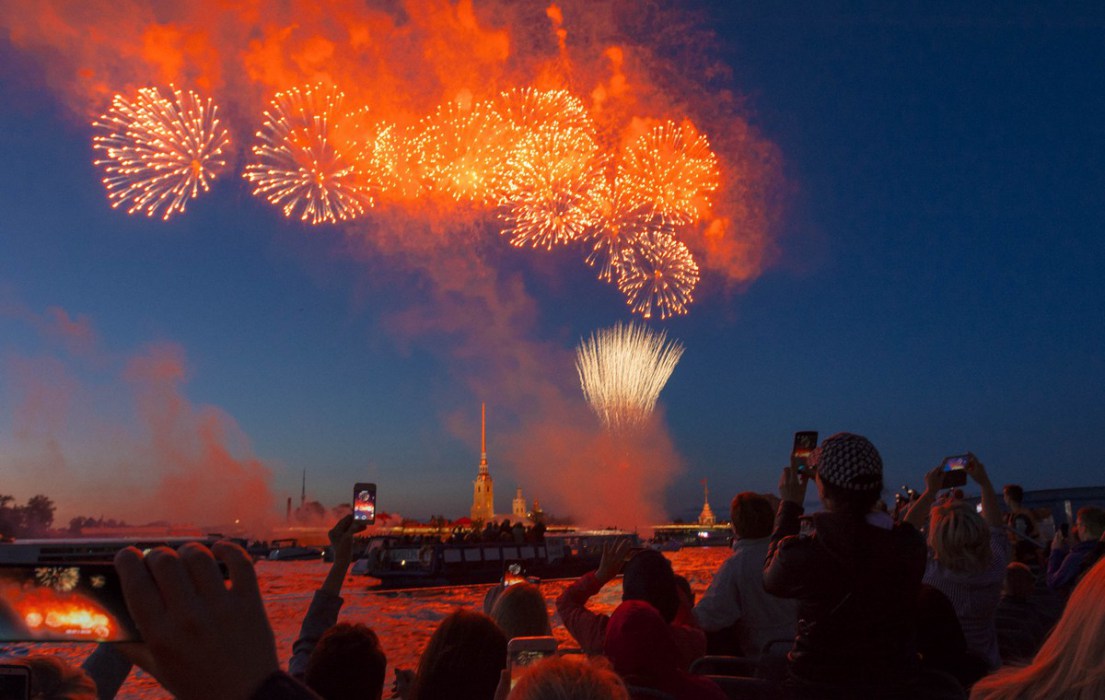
left=779, top=466, right=809, bottom=506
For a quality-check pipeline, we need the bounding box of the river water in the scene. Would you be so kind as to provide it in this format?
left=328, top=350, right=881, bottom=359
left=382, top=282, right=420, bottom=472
left=2, top=547, right=730, bottom=698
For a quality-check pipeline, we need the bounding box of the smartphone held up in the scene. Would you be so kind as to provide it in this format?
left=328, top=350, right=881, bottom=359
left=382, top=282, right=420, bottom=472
left=353, top=482, right=376, bottom=524
left=940, top=455, right=970, bottom=489
left=791, top=431, right=819, bottom=476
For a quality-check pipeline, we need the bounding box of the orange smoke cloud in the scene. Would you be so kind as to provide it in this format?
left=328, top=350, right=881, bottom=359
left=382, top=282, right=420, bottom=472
left=0, top=303, right=275, bottom=532
left=123, top=343, right=275, bottom=531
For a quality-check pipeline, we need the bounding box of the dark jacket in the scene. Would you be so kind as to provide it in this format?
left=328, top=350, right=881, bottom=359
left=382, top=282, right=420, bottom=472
left=763, top=501, right=927, bottom=689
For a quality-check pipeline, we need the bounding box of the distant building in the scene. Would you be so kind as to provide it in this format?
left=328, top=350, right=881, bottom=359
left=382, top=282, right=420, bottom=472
left=471, top=403, right=495, bottom=522
left=513, top=487, right=527, bottom=519
left=698, top=480, right=717, bottom=526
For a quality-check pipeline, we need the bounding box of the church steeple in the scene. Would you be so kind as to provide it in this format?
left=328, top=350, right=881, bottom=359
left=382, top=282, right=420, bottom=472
left=471, top=403, right=495, bottom=522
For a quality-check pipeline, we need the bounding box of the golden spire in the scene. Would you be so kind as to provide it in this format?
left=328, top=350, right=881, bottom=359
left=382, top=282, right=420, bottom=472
left=479, top=402, right=488, bottom=471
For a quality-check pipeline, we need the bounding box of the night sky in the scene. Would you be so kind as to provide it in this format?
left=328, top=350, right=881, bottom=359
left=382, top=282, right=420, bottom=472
left=1, top=2, right=1102, bottom=528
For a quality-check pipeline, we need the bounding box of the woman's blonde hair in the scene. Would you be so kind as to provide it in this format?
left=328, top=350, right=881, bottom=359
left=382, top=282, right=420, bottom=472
left=490, top=582, right=552, bottom=639
left=929, top=500, right=991, bottom=573
left=971, top=557, right=1105, bottom=700
left=509, top=655, right=628, bottom=700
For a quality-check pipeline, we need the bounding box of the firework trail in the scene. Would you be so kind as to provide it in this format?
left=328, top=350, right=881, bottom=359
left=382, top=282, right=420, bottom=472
left=92, top=86, right=230, bottom=221
left=413, top=97, right=514, bottom=206
left=243, top=84, right=375, bottom=225
left=617, top=230, right=700, bottom=320
left=620, top=120, right=720, bottom=225
left=575, top=322, right=684, bottom=434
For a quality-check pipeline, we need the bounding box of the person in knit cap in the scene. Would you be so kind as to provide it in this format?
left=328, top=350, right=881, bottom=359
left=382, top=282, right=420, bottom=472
left=763, top=433, right=940, bottom=700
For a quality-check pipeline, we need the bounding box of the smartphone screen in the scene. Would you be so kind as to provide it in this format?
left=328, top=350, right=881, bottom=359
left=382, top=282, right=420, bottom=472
left=353, top=482, right=376, bottom=524
left=507, top=637, right=558, bottom=688
left=0, top=665, right=31, bottom=700
left=0, top=564, right=139, bottom=642
left=791, top=431, right=818, bottom=474
left=940, top=455, right=969, bottom=488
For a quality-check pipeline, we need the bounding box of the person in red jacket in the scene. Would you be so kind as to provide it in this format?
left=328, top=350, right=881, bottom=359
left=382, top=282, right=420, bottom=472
left=555, top=539, right=705, bottom=669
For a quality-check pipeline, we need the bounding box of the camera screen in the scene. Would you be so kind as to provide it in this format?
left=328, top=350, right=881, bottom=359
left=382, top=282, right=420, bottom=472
left=0, top=565, right=138, bottom=642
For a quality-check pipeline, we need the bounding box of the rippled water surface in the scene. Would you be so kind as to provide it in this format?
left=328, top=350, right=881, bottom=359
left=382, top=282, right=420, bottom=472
left=2, top=547, right=730, bottom=698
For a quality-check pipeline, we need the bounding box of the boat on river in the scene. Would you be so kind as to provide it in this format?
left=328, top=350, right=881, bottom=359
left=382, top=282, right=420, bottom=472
left=352, top=530, right=638, bottom=589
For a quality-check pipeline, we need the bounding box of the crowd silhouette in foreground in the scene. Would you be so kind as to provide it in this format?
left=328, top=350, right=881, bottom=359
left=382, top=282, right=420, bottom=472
left=4, top=432, right=1105, bottom=699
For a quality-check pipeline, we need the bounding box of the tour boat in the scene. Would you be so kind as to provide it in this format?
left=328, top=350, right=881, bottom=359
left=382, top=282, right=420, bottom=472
left=352, top=530, right=639, bottom=588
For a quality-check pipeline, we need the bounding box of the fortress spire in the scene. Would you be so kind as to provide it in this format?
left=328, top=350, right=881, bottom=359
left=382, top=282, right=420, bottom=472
left=480, top=402, right=488, bottom=472
left=471, top=402, right=495, bottom=521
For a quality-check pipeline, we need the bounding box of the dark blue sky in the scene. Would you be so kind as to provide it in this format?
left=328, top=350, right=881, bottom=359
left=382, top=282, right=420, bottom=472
left=1, top=2, right=1102, bottom=525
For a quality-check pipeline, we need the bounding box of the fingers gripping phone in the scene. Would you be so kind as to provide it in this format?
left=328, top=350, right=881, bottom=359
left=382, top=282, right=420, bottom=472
left=353, top=482, right=376, bottom=524
left=940, top=455, right=969, bottom=489
left=508, top=636, right=558, bottom=689
left=791, top=431, right=819, bottom=476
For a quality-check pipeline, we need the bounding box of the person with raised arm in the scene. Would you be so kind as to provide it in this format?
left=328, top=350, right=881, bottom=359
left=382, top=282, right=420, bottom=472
left=555, top=539, right=704, bottom=669
left=905, top=454, right=1010, bottom=670
left=288, top=514, right=388, bottom=700
left=763, top=433, right=935, bottom=699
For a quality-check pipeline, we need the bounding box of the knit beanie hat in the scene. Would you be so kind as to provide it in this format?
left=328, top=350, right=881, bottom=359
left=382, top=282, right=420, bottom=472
left=811, top=432, right=883, bottom=492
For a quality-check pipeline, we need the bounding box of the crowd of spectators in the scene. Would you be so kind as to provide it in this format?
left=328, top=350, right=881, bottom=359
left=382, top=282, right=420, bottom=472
left=4, top=432, right=1105, bottom=700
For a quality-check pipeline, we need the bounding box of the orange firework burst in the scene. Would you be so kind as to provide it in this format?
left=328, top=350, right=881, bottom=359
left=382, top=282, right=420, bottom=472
left=413, top=97, right=514, bottom=206
left=618, top=230, right=700, bottom=320
left=583, top=178, right=673, bottom=282
left=92, top=86, right=230, bottom=221
left=244, top=84, right=374, bottom=225
left=364, top=123, right=423, bottom=200
left=498, top=89, right=604, bottom=249
left=498, top=88, right=593, bottom=134
left=620, top=120, right=720, bottom=225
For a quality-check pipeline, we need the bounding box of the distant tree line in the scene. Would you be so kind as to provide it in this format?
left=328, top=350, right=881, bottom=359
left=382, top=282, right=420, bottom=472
left=0, top=494, right=56, bottom=540
left=66, top=515, right=132, bottom=535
